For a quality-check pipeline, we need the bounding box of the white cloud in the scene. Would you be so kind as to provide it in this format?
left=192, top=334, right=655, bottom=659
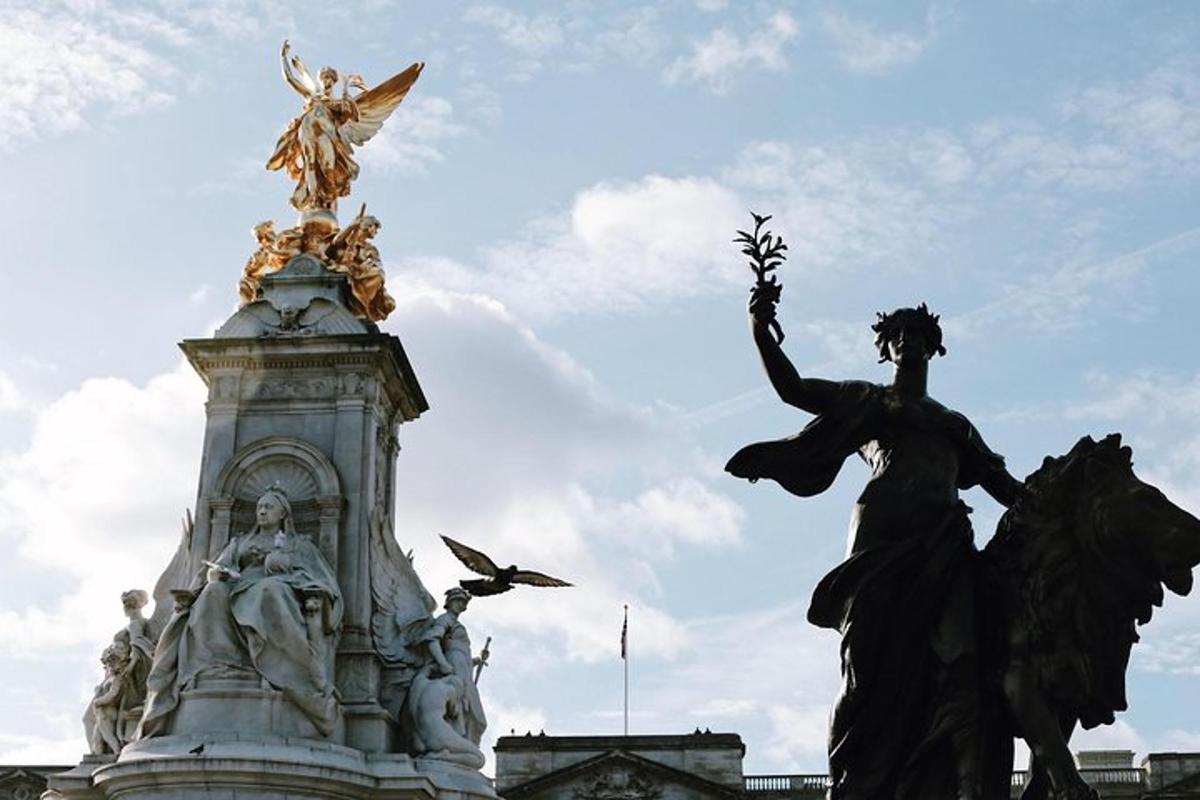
left=193, top=155, right=271, bottom=197
left=359, top=95, right=466, bottom=175
left=610, top=477, right=744, bottom=555
left=588, top=7, right=666, bottom=68
left=1162, top=728, right=1200, bottom=750
left=964, top=60, right=1200, bottom=190
left=395, top=138, right=955, bottom=321
left=397, top=174, right=747, bottom=319
left=462, top=3, right=565, bottom=78
left=461, top=4, right=665, bottom=78
left=0, top=364, right=206, bottom=653
left=765, top=703, right=832, bottom=765
left=187, top=284, right=212, bottom=304
left=723, top=140, right=797, bottom=192
left=950, top=225, right=1200, bottom=338
left=0, top=0, right=294, bottom=151
left=1071, top=719, right=1147, bottom=755
left=387, top=62, right=1200, bottom=335
left=662, top=11, right=800, bottom=94
left=820, top=9, right=940, bottom=75
left=1063, top=59, right=1200, bottom=175
left=0, top=728, right=88, bottom=764
left=0, top=371, right=24, bottom=412
left=1136, top=632, right=1200, bottom=676
left=971, top=118, right=1134, bottom=190
left=628, top=601, right=841, bottom=770
left=480, top=699, right=549, bottom=769
left=464, top=4, right=565, bottom=57
left=381, top=289, right=746, bottom=662
left=169, top=0, right=292, bottom=40
left=1, top=2, right=176, bottom=150
left=903, top=130, right=975, bottom=185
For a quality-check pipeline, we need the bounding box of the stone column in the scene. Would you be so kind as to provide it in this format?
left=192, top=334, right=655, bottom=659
left=316, top=494, right=343, bottom=572
left=206, top=496, right=235, bottom=560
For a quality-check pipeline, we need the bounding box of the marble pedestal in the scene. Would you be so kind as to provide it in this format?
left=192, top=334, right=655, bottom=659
left=160, top=675, right=345, bottom=742
left=45, top=735, right=496, bottom=800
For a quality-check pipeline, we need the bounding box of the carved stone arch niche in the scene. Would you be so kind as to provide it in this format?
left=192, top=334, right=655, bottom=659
left=209, top=436, right=343, bottom=568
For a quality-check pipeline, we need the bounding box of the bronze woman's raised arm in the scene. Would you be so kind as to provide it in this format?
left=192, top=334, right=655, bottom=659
left=736, top=213, right=838, bottom=416
left=748, top=284, right=839, bottom=415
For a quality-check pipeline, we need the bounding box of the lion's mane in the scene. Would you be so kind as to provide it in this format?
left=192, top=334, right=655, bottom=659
left=984, top=434, right=1167, bottom=729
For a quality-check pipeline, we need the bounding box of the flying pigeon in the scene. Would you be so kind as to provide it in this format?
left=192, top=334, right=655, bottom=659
left=440, top=535, right=573, bottom=597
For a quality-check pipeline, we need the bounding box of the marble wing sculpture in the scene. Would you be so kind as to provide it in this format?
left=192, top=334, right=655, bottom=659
left=148, top=509, right=198, bottom=638
left=369, top=509, right=437, bottom=665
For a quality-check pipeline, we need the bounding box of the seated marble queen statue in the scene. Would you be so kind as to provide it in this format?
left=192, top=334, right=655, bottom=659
left=139, top=487, right=343, bottom=737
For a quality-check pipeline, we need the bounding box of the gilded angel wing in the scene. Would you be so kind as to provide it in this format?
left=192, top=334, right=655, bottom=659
left=370, top=508, right=437, bottom=665
left=341, top=63, right=425, bottom=146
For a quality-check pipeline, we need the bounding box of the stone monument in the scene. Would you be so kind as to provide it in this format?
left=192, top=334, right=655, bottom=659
left=46, top=44, right=497, bottom=800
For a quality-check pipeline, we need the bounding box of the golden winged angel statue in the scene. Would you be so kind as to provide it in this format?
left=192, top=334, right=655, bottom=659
left=267, top=41, right=423, bottom=225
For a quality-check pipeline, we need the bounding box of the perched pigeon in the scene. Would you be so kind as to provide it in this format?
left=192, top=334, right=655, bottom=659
left=440, top=535, right=573, bottom=597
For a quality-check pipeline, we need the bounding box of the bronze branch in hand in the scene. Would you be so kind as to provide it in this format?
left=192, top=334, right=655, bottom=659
left=734, top=212, right=787, bottom=344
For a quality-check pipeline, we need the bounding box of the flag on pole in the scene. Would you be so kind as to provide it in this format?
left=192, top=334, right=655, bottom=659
left=621, top=604, right=630, bottom=735
left=620, top=605, right=628, bottom=660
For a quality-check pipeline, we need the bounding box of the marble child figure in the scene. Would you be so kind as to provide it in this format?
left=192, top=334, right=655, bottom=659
left=82, top=589, right=158, bottom=755
left=727, top=290, right=1023, bottom=800
left=85, top=641, right=133, bottom=755
left=139, top=486, right=343, bottom=737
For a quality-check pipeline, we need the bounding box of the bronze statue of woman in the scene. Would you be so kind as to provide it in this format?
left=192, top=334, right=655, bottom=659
left=727, top=286, right=1024, bottom=800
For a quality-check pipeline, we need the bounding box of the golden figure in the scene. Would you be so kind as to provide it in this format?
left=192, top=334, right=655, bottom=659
left=266, top=41, right=423, bottom=224
left=272, top=222, right=336, bottom=261
left=327, top=207, right=396, bottom=322
left=239, top=221, right=283, bottom=306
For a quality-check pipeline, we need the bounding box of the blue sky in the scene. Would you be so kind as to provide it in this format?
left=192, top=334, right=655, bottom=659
left=2, top=0, right=1200, bottom=776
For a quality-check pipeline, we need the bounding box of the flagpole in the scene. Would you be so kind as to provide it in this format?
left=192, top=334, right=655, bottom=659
left=622, top=604, right=629, bottom=736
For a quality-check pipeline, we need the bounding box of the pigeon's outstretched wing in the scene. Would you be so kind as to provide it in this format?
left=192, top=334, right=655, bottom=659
left=511, top=570, right=572, bottom=588
left=341, top=63, right=424, bottom=146
left=441, top=535, right=498, bottom=577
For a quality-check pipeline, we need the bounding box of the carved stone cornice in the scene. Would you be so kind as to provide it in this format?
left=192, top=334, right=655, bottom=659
left=180, top=334, right=427, bottom=422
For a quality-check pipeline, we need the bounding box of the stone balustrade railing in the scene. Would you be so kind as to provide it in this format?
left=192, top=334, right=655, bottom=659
left=745, top=767, right=1145, bottom=794
left=1010, top=767, right=1144, bottom=787
left=743, top=774, right=830, bottom=792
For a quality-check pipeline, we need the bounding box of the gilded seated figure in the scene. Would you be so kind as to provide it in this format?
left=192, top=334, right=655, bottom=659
left=139, top=487, right=343, bottom=737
